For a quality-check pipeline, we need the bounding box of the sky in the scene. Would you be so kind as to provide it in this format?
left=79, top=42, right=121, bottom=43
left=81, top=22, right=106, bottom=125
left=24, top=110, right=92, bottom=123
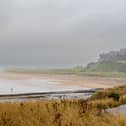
left=0, top=0, right=126, bottom=67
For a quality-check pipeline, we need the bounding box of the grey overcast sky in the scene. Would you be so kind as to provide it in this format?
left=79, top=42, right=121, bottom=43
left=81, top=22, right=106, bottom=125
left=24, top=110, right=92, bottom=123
left=0, top=0, right=126, bottom=67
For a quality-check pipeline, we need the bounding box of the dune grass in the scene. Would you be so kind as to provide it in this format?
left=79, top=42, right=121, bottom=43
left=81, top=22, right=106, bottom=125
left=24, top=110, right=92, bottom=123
left=91, top=85, right=126, bottom=100
left=0, top=96, right=126, bottom=125
left=0, top=100, right=126, bottom=126
left=0, top=86, right=126, bottom=125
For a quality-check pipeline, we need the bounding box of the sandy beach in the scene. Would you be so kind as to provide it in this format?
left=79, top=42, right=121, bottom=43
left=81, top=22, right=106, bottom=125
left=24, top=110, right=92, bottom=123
left=0, top=71, right=125, bottom=101
left=0, top=72, right=126, bottom=89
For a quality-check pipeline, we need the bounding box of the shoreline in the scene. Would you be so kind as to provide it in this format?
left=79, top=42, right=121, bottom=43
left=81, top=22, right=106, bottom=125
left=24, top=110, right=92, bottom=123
left=0, top=88, right=99, bottom=102
left=0, top=72, right=126, bottom=89
left=0, top=71, right=125, bottom=102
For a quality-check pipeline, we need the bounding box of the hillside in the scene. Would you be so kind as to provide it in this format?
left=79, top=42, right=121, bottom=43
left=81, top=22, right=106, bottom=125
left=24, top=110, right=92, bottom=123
left=5, top=49, right=126, bottom=77
left=84, top=62, right=126, bottom=72
left=84, top=49, right=126, bottom=73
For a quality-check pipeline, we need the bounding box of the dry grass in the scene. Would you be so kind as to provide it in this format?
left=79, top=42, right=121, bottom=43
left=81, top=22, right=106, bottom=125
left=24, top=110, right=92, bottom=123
left=89, top=85, right=126, bottom=111
left=91, top=85, right=126, bottom=100
left=0, top=100, right=125, bottom=126
left=0, top=86, right=126, bottom=126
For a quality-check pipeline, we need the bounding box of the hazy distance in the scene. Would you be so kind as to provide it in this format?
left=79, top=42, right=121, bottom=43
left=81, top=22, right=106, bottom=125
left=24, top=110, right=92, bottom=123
left=0, top=0, right=126, bottom=67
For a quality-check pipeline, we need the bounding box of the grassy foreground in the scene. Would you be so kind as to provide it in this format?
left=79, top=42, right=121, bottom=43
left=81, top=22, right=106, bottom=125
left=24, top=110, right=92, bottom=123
left=0, top=86, right=126, bottom=126
left=0, top=100, right=126, bottom=126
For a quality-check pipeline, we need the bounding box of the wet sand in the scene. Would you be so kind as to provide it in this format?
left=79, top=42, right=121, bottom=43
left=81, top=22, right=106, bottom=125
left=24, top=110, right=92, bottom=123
left=0, top=72, right=125, bottom=101
left=0, top=72, right=126, bottom=89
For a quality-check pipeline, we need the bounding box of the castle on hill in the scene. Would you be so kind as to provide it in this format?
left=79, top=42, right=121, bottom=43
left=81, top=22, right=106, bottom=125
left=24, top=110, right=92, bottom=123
left=99, top=49, right=126, bottom=62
